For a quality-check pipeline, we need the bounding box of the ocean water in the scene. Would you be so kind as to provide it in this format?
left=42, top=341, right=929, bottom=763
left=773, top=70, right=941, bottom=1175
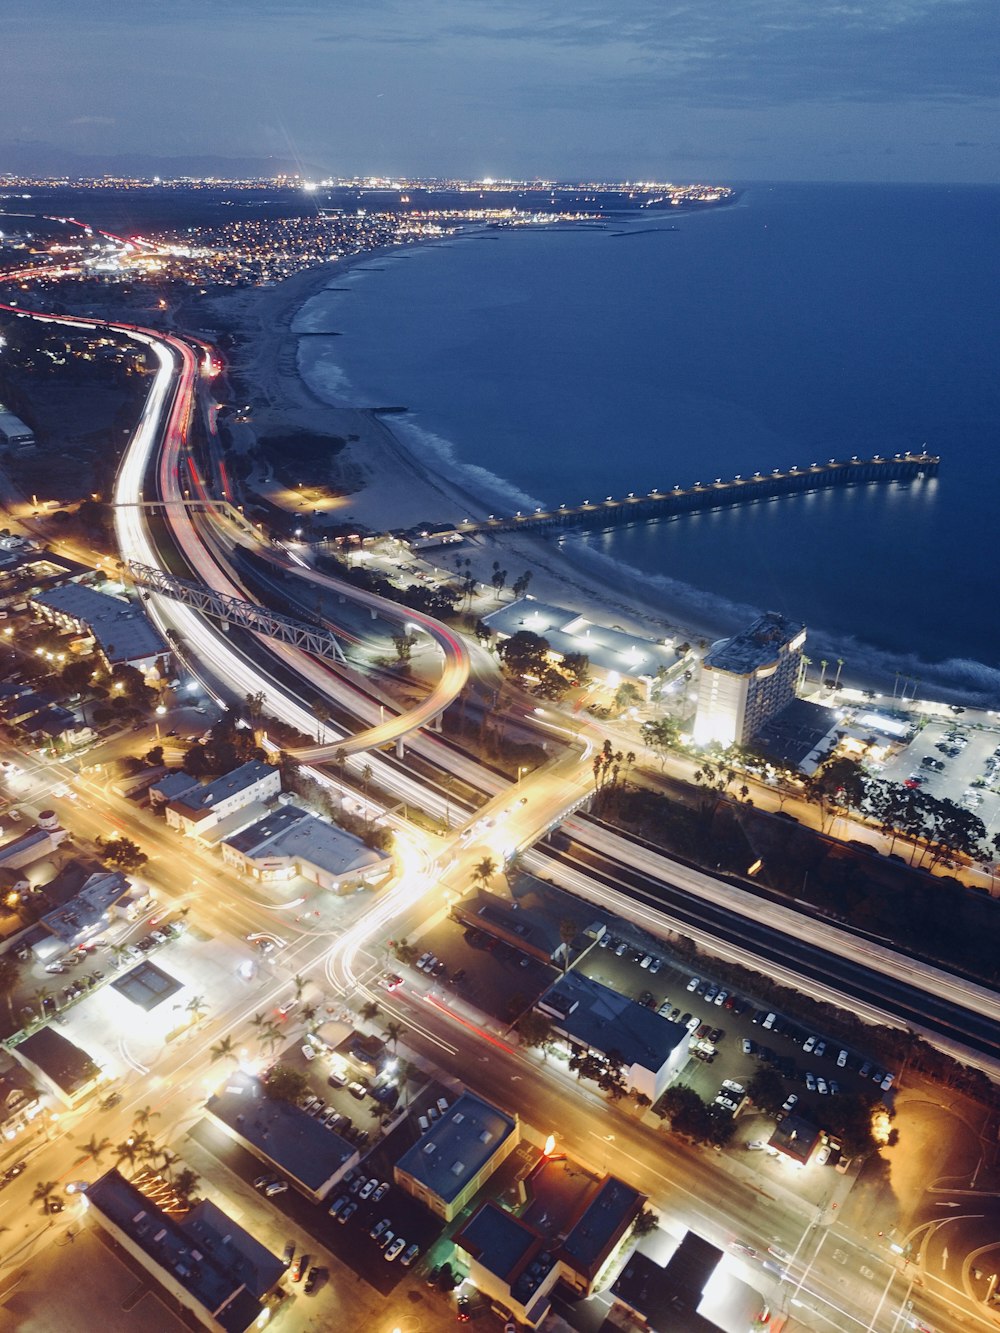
left=295, top=183, right=1000, bottom=704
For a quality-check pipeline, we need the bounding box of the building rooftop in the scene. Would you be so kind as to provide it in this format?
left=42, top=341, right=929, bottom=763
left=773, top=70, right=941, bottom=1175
left=87, top=1170, right=274, bottom=1333
left=149, top=771, right=201, bottom=804
left=207, top=1070, right=355, bottom=1192
left=483, top=596, right=676, bottom=681
left=40, top=870, right=130, bottom=943
left=169, top=761, right=278, bottom=818
left=455, top=1202, right=552, bottom=1312
left=769, top=1112, right=822, bottom=1165
left=537, top=972, right=688, bottom=1074
left=111, top=960, right=183, bottom=1012
left=753, top=697, right=841, bottom=774
left=32, top=582, right=167, bottom=666
left=560, top=1174, right=645, bottom=1279
left=612, top=1236, right=725, bottom=1333
left=395, top=1091, right=518, bottom=1205
left=0, top=827, right=54, bottom=868
left=224, top=804, right=386, bottom=879
left=702, top=611, right=805, bottom=676
left=15, top=1026, right=101, bottom=1098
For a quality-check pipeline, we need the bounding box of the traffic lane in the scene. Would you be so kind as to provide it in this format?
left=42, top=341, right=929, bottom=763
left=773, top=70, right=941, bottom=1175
left=187, top=1118, right=423, bottom=1296
left=545, top=841, right=1000, bottom=1064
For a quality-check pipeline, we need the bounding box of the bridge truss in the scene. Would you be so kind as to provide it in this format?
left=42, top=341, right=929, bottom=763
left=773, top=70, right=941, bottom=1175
left=126, top=560, right=347, bottom=664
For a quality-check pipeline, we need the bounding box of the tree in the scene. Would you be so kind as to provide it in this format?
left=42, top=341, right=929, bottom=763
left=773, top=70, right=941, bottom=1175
left=210, top=1036, right=237, bottom=1065
left=558, top=918, right=577, bottom=972
left=261, top=1063, right=309, bottom=1104
left=497, top=630, right=549, bottom=683
left=360, top=999, right=380, bottom=1021
left=384, top=1020, right=403, bottom=1051
left=491, top=567, right=508, bottom=600
left=613, top=681, right=642, bottom=715
left=31, top=1179, right=60, bottom=1213
left=132, top=1105, right=160, bottom=1132
left=158, top=1148, right=181, bottom=1179
left=560, top=651, right=590, bottom=685
left=472, top=855, right=497, bottom=890
left=511, top=571, right=533, bottom=599
left=292, top=974, right=307, bottom=1002
left=173, top=1168, right=200, bottom=1203
left=393, top=937, right=418, bottom=966
left=77, top=1134, right=112, bottom=1166
left=640, top=716, right=681, bottom=769
left=391, top=631, right=417, bottom=663
left=97, top=835, right=148, bottom=873
left=145, top=744, right=164, bottom=767
left=0, top=954, right=19, bottom=1025
left=633, top=1208, right=660, bottom=1238
left=185, top=995, right=208, bottom=1024
left=516, top=1011, right=553, bottom=1050
left=746, top=1068, right=787, bottom=1116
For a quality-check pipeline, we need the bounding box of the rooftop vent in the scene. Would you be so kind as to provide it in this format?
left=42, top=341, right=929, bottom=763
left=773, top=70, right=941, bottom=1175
left=479, top=1130, right=493, bottom=1144
left=423, top=1142, right=437, bottom=1155
left=451, top=1161, right=465, bottom=1176
left=453, top=1112, right=464, bottom=1124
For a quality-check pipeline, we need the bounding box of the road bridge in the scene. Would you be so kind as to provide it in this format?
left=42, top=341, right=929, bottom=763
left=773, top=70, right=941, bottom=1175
left=456, top=452, right=939, bottom=536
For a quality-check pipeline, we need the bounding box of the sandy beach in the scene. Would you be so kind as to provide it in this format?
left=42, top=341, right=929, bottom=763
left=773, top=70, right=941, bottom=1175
left=207, top=249, right=730, bottom=652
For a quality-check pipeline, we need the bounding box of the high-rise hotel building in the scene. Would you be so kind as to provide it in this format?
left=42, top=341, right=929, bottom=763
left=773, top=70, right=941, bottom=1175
left=693, top=612, right=806, bottom=748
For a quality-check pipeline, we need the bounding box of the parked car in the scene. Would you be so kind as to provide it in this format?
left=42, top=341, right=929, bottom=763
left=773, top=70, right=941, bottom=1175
left=303, top=1266, right=319, bottom=1294
left=816, top=1076, right=829, bottom=1095
left=401, top=1243, right=420, bottom=1268
left=328, top=1196, right=349, bottom=1219
left=282, top=1241, right=295, bottom=1266
left=782, top=1092, right=799, bottom=1113
left=837, top=1049, right=848, bottom=1067
left=385, top=1236, right=406, bottom=1262
left=714, top=989, right=728, bottom=1007
left=686, top=976, right=700, bottom=992
left=358, top=1178, right=377, bottom=1201
left=805, top=1072, right=817, bottom=1092
left=372, top=1182, right=389, bottom=1204
left=369, top=1218, right=390, bottom=1241
left=803, top=1035, right=817, bottom=1054
left=339, top=1201, right=357, bottom=1225
left=742, top=1038, right=757, bottom=1056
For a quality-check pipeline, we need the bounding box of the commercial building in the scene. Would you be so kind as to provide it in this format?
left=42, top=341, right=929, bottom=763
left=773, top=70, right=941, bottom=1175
left=537, top=972, right=689, bottom=1103
left=0, top=405, right=35, bottom=451
left=87, top=1169, right=285, bottom=1333
left=455, top=1154, right=646, bottom=1327
left=221, top=804, right=392, bottom=893
left=206, top=1069, right=358, bottom=1202
left=13, top=1026, right=104, bottom=1107
left=162, top=762, right=281, bottom=838
left=31, top=582, right=169, bottom=676
left=611, top=1231, right=770, bottom=1333
left=453, top=885, right=603, bottom=968
left=394, top=1091, right=519, bottom=1222
left=0, top=1062, right=42, bottom=1141
left=483, top=596, right=677, bottom=697
left=0, top=823, right=69, bottom=871
left=694, top=611, right=806, bottom=748
left=38, top=869, right=131, bottom=953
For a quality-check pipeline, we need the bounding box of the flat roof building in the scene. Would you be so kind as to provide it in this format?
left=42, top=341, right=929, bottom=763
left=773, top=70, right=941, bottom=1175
left=206, top=1069, right=357, bottom=1201
left=394, top=1091, right=519, bottom=1222
left=13, top=1025, right=103, bottom=1107
left=483, top=596, right=677, bottom=696
left=40, top=869, right=131, bottom=947
left=453, top=884, right=603, bottom=968
left=0, top=824, right=68, bottom=871
left=87, top=1169, right=284, bottom=1333
left=537, top=972, right=689, bottom=1102
left=221, top=804, right=391, bottom=893
left=611, top=1231, right=769, bottom=1333
left=164, top=761, right=281, bottom=838
left=31, top=582, right=169, bottom=675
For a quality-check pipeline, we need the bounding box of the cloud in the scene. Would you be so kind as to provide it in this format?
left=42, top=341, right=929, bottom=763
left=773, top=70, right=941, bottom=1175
left=69, top=115, right=116, bottom=126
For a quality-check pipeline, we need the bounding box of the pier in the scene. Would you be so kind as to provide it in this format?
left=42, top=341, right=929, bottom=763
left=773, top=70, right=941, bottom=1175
left=454, top=452, right=939, bottom=537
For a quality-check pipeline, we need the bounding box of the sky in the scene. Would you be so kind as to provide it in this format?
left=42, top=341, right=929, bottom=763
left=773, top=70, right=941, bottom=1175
left=3, top=0, right=999, bottom=183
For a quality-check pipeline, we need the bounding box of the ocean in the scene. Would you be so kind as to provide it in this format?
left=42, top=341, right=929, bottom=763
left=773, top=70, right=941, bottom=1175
left=294, top=182, right=1000, bottom=705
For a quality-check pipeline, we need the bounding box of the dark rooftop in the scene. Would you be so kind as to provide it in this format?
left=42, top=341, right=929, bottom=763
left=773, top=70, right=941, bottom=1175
left=560, top=1174, right=645, bottom=1279
left=611, top=1235, right=724, bottom=1333
left=537, top=971, right=688, bottom=1072
left=111, top=960, right=183, bottom=1011
left=769, top=1112, right=821, bottom=1165
left=395, top=1091, right=518, bottom=1204
left=753, top=697, right=840, bottom=771
left=207, top=1070, right=355, bottom=1192
left=703, top=611, right=804, bottom=676
left=15, top=1026, right=100, bottom=1096
left=87, top=1170, right=272, bottom=1333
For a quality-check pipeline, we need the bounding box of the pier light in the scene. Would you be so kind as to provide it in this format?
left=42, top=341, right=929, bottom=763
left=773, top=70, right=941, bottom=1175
left=605, top=495, right=612, bottom=501
left=628, top=492, right=634, bottom=498
left=873, top=454, right=881, bottom=461
left=559, top=503, right=566, bottom=509
left=583, top=499, right=589, bottom=505
left=535, top=506, right=542, bottom=512
left=715, top=477, right=721, bottom=483
left=828, top=458, right=835, bottom=464
left=515, top=510, right=521, bottom=517
left=851, top=455, right=858, bottom=461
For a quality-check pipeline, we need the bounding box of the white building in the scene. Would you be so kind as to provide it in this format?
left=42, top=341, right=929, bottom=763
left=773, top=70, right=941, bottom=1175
left=163, top=761, right=281, bottom=838
left=694, top=611, right=806, bottom=749
left=31, top=582, right=169, bottom=676
left=221, top=804, right=392, bottom=893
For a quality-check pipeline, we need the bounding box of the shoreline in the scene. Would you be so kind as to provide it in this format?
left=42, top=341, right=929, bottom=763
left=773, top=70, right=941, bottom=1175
left=210, top=248, right=999, bottom=710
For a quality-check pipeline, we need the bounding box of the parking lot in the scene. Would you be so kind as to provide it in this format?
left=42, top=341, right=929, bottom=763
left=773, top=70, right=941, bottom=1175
left=574, top=928, right=893, bottom=1132
left=189, top=1112, right=442, bottom=1296
left=880, top=717, right=1000, bottom=838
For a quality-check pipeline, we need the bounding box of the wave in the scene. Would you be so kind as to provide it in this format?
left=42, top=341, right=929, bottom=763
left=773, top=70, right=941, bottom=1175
left=390, top=416, right=545, bottom=517
left=297, top=338, right=355, bottom=406
left=561, top=534, right=1000, bottom=708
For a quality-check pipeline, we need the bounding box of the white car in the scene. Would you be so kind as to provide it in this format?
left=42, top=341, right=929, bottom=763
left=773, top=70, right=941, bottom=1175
left=802, top=1035, right=817, bottom=1054
left=384, top=1236, right=406, bottom=1262
left=837, top=1049, right=848, bottom=1068
left=880, top=1072, right=894, bottom=1091
left=649, top=958, right=662, bottom=974
left=686, top=977, right=700, bottom=993
left=639, top=955, right=652, bottom=969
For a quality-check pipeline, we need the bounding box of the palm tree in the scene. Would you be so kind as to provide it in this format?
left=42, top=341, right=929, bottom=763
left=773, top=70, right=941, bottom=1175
left=174, top=1167, right=200, bottom=1204
left=31, top=1179, right=60, bottom=1213
left=300, top=1003, right=318, bottom=1032
left=472, top=855, right=497, bottom=891
left=158, top=1148, right=181, bottom=1180
left=185, top=995, right=207, bottom=1024
left=210, top=1036, right=238, bottom=1065
left=259, top=1020, right=283, bottom=1056
left=132, top=1105, right=160, bottom=1132
left=292, top=974, right=307, bottom=1002
left=76, top=1134, right=112, bottom=1166
left=116, top=1130, right=154, bottom=1175
left=384, top=1020, right=403, bottom=1052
